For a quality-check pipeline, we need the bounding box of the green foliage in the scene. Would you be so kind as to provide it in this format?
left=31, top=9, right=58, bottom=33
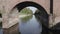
left=21, top=15, right=33, bottom=23
left=19, top=8, right=33, bottom=15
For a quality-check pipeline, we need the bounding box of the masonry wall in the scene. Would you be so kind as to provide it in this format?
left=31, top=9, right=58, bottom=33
left=53, top=0, right=60, bottom=17
left=52, top=0, right=60, bottom=28
left=3, top=0, right=50, bottom=14
left=1, top=0, right=50, bottom=28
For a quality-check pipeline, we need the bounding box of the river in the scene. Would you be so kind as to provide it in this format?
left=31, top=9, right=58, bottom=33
left=19, top=15, right=42, bottom=34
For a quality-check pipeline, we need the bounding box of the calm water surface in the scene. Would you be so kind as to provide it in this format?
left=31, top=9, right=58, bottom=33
left=19, top=15, right=42, bottom=34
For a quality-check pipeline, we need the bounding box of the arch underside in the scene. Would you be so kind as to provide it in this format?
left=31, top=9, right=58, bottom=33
left=12, top=1, right=49, bottom=29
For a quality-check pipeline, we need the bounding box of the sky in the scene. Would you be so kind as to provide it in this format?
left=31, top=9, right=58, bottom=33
left=27, top=6, right=37, bottom=13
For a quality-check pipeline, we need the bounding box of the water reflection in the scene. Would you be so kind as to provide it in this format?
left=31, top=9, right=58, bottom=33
left=20, top=15, right=33, bottom=23
left=19, top=15, right=42, bottom=34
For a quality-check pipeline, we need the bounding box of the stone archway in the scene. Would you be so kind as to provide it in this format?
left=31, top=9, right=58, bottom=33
left=11, top=1, right=48, bottom=15
left=3, top=1, right=49, bottom=29
left=11, top=1, right=49, bottom=29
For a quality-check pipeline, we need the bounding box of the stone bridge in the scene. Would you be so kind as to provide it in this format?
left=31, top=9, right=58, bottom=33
left=0, top=0, right=60, bottom=30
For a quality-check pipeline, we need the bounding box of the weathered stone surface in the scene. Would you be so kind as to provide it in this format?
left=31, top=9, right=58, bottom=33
left=0, top=0, right=60, bottom=29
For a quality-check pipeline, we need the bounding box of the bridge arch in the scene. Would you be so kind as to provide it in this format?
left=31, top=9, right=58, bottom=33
left=11, top=1, right=49, bottom=29
left=11, top=1, right=48, bottom=15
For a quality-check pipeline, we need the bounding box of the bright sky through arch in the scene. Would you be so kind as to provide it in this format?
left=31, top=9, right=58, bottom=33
left=27, top=6, right=37, bottom=13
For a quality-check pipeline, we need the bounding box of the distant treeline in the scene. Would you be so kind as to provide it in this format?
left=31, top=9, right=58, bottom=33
left=19, top=8, right=33, bottom=15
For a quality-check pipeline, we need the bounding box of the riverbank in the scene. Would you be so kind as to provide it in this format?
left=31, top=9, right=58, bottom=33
left=19, top=14, right=32, bottom=18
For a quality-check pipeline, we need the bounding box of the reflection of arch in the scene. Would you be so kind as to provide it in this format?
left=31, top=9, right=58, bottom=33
left=11, top=1, right=49, bottom=29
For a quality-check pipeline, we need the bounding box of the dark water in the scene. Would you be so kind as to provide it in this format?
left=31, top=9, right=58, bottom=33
left=0, top=22, right=3, bottom=34
left=19, top=15, right=42, bottom=34
left=0, top=28, right=3, bottom=34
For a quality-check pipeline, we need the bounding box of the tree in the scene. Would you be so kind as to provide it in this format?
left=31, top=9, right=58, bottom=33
left=19, top=8, right=33, bottom=15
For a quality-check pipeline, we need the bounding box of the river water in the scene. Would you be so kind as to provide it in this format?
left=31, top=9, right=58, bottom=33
left=19, top=15, right=42, bottom=34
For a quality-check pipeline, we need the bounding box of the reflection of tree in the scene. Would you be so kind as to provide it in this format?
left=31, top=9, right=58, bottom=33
left=21, top=15, right=33, bottom=23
